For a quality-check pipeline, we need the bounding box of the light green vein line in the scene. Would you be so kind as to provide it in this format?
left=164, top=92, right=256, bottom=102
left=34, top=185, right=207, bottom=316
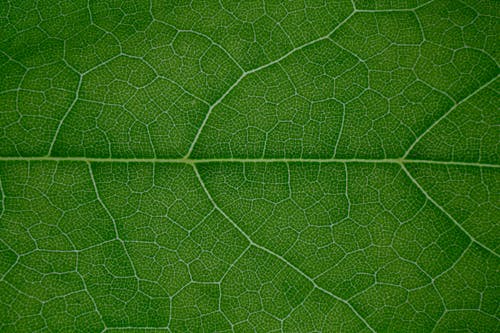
left=403, top=74, right=499, bottom=159
left=104, top=328, right=170, bottom=332
left=184, top=10, right=358, bottom=158
left=401, top=163, right=499, bottom=259
left=0, top=172, right=5, bottom=221
left=353, top=0, right=436, bottom=11
left=0, top=156, right=498, bottom=168
left=87, top=161, right=140, bottom=278
left=192, top=164, right=377, bottom=333
left=47, top=73, right=83, bottom=157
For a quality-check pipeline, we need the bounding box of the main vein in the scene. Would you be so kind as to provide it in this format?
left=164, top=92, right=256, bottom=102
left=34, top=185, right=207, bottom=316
left=0, top=156, right=498, bottom=168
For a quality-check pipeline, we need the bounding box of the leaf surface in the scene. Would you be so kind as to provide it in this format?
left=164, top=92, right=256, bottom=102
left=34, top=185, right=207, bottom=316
left=0, top=0, right=499, bottom=332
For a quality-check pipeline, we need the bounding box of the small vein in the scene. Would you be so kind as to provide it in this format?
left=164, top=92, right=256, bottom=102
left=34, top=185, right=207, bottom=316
left=192, top=164, right=376, bottom=332
left=0, top=171, right=5, bottom=221
left=355, top=0, right=437, bottom=12
left=76, top=251, right=107, bottom=330
left=400, top=163, right=499, bottom=259
left=104, top=328, right=171, bottom=332
left=0, top=238, right=19, bottom=282
left=333, top=103, right=347, bottom=158
left=403, top=74, right=499, bottom=159
left=152, top=19, right=246, bottom=73
left=47, top=72, right=83, bottom=157
left=87, top=161, right=139, bottom=276
left=184, top=10, right=358, bottom=158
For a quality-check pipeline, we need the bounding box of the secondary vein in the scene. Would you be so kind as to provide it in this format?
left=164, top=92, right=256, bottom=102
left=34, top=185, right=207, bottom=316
left=193, top=164, right=376, bottom=333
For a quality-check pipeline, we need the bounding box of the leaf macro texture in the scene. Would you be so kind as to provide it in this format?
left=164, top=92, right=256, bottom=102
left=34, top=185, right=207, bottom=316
left=0, top=0, right=499, bottom=332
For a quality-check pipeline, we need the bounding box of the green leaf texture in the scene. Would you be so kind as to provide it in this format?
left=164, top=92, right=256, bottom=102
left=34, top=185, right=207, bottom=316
left=0, top=0, right=499, bottom=332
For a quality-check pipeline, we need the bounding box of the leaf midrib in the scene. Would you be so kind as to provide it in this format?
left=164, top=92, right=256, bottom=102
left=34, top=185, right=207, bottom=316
left=0, top=156, right=497, bottom=168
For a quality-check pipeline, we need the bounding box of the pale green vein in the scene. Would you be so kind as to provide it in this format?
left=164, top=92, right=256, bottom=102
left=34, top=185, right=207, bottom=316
left=184, top=10, right=358, bottom=158
left=0, top=172, right=4, bottom=221
left=192, top=164, right=377, bottom=333
left=104, top=328, right=171, bottom=332
left=401, top=163, right=500, bottom=259
left=47, top=73, right=82, bottom=157
left=75, top=251, right=107, bottom=331
left=87, top=161, right=139, bottom=278
left=0, top=156, right=498, bottom=168
left=353, top=0, right=437, bottom=12
left=403, top=74, right=499, bottom=159
left=152, top=19, right=246, bottom=73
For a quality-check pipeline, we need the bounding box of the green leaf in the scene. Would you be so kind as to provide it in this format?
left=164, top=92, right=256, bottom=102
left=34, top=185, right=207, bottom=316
left=0, top=0, right=499, bottom=332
